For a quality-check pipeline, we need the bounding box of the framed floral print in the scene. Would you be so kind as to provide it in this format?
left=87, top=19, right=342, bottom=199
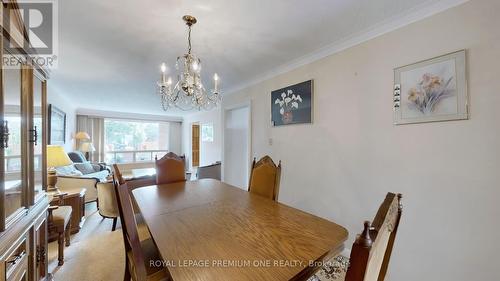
left=271, top=80, right=313, bottom=126
left=393, top=50, right=468, bottom=125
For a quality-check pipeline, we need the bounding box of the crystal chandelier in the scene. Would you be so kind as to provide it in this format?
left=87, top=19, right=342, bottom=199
left=157, top=15, right=222, bottom=111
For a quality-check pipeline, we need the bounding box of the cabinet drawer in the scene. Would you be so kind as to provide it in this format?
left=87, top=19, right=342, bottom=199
left=3, top=235, right=28, bottom=281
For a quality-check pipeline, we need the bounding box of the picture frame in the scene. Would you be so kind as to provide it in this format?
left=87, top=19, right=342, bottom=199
left=393, top=50, right=468, bottom=125
left=48, top=104, right=66, bottom=144
left=271, top=80, right=313, bottom=126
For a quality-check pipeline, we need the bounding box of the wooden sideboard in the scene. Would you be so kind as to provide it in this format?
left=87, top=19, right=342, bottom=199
left=0, top=1, right=51, bottom=280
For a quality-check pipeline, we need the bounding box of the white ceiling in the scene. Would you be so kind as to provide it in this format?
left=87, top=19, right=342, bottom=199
left=51, top=0, right=464, bottom=117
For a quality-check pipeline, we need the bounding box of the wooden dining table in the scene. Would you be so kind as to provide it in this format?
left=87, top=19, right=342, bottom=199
left=132, top=179, right=348, bottom=281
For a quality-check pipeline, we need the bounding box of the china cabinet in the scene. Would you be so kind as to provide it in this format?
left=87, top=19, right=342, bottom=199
left=0, top=1, right=50, bottom=281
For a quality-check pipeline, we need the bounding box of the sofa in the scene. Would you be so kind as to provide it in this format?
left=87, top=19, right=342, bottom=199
left=55, top=151, right=110, bottom=203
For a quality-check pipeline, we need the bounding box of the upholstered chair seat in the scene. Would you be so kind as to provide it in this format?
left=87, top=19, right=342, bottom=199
left=52, top=206, right=73, bottom=226
left=48, top=201, right=73, bottom=266
left=307, top=249, right=351, bottom=281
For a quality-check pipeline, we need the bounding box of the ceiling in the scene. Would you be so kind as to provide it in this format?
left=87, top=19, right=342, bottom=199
left=51, top=0, right=462, bottom=117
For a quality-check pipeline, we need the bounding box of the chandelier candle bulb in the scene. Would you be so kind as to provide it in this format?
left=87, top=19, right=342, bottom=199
left=160, top=63, right=167, bottom=84
left=214, top=73, right=219, bottom=92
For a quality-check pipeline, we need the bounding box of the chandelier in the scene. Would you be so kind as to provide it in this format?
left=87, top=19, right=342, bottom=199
left=157, top=15, right=222, bottom=111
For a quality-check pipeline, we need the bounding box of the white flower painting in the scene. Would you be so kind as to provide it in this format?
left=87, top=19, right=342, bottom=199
left=271, top=80, right=313, bottom=126
left=274, top=89, right=303, bottom=116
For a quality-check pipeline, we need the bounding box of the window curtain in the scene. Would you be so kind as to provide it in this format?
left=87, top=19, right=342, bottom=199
left=76, top=115, right=105, bottom=162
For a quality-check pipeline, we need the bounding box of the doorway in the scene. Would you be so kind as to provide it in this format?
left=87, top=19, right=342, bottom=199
left=223, top=105, right=250, bottom=190
left=191, top=123, right=200, bottom=167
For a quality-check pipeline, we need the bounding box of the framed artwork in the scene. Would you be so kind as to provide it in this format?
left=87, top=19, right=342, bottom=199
left=271, top=80, right=313, bottom=126
left=201, top=123, right=214, bottom=142
left=48, top=104, right=66, bottom=144
left=393, top=50, right=468, bottom=125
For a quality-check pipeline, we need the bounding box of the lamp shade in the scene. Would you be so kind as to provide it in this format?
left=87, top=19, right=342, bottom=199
left=80, top=142, right=96, bottom=152
left=75, top=131, right=90, bottom=141
left=47, top=145, right=73, bottom=168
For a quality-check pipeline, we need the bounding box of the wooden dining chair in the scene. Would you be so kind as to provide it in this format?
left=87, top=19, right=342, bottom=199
left=248, top=156, right=281, bottom=201
left=112, top=164, right=170, bottom=281
left=155, top=152, right=186, bottom=185
left=306, top=193, right=403, bottom=281
left=47, top=193, right=72, bottom=266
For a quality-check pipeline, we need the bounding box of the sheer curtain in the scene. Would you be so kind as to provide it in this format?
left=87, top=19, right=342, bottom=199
left=76, top=115, right=105, bottom=162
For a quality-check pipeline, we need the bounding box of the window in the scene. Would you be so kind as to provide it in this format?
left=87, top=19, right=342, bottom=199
left=201, top=123, right=214, bottom=142
left=104, top=119, right=170, bottom=163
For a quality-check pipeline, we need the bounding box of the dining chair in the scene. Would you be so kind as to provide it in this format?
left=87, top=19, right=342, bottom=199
left=113, top=164, right=170, bottom=281
left=248, top=156, right=281, bottom=201
left=155, top=152, right=186, bottom=185
left=47, top=193, right=72, bottom=266
left=307, top=193, right=403, bottom=281
left=196, top=162, right=221, bottom=180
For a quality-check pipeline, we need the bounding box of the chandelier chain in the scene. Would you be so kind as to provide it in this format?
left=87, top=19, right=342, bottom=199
left=187, top=26, right=192, bottom=54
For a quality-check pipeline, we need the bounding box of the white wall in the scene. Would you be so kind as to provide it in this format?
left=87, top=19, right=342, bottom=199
left=47, top=87, right=76, bottom=152
left=168, top=122, right=182, bottom=155
left=223, top=1, right=500, bottom=280
left=182, top=108, right=222, bottom=170
left=223, top=106, right=250, bottom=189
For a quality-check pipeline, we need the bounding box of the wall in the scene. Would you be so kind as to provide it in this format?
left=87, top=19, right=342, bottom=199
left=182, top=108, right=222, bottom=170
left=223, top=1, right=500, bottom=280
left=168, top=122, right=182, bottom=155
left=47, top=86, right=76, bottom=152
left=223, top=106, right=250, bottom=189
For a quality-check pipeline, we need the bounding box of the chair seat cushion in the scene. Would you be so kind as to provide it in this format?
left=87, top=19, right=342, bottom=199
left=127, top=238, right=168, bottom=279
left=52, top=206, right=73, bottom=227
left=307, top=249, right=350, bottom=281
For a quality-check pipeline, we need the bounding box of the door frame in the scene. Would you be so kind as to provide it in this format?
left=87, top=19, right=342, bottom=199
left=221, top=100, right=252, bottom=186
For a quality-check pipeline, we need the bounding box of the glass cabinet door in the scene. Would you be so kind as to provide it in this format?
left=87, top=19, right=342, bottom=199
left=1, top=66, right=25, bottom=230
left=32, top=73, right=45, bottom=202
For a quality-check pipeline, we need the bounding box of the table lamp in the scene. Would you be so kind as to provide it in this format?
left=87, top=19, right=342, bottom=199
left=47, top=145, right=73, bottom=190
left=80, top=142, right=96, bottom=161
left=75, top=131, right=90, bottom=141
left=75, top=131, right=90, bottom=151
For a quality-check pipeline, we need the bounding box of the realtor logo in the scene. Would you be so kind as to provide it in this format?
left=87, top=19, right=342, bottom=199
left=3, top=0, right=58, bottom=68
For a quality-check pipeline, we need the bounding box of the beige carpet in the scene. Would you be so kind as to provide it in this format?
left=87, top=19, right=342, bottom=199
left=48, top=202, right=148, bottom=281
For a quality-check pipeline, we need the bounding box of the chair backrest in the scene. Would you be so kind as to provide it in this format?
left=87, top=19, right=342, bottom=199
left=112, top=164, right=148, bottom=280
left=345, top=193, right=403, bottom=281
left=68, top=151, right=86, bottom=163
left=155, top=152, right=186, bottom=185
left=96, top=182, right=119, bottom=218
left=197, top=162, right=222, bottom=180
left=248, top=156, right=281, bottom=201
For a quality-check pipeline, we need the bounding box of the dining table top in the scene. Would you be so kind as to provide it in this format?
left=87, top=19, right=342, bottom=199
left=132, top=179, right=348, bottom=281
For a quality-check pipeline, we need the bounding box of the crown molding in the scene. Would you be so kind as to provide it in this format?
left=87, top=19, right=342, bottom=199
left=225, top=0, right=469, bottom=95
left=76, top=108, right=183, bottom=122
